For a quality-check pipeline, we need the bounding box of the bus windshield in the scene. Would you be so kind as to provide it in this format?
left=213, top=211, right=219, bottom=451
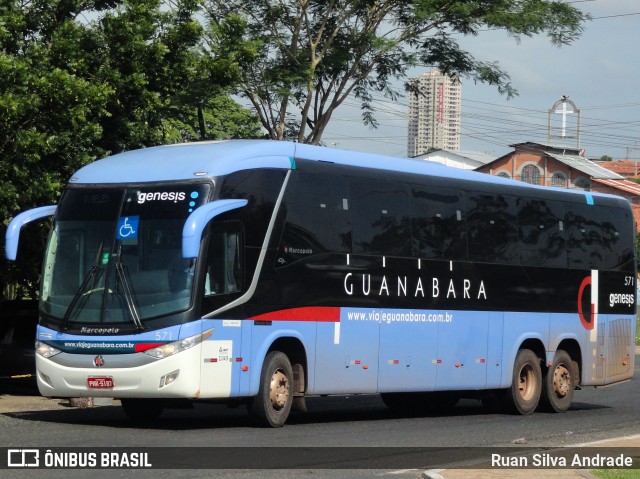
left=41, top=184, right=210, bottom=327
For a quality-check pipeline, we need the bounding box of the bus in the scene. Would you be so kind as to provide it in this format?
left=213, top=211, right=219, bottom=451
left=5, top=140, right=637, bottom=427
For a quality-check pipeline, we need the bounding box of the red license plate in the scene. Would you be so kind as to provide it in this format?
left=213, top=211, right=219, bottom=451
left=87, top=377, right=114, bottom=389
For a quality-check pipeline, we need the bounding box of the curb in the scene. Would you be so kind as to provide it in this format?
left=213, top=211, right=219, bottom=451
left=423, top=471, right=446, bottom=479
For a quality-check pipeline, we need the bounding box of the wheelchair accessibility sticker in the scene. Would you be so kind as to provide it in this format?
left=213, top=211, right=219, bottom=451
left=117, top=216, right=139, bottom=240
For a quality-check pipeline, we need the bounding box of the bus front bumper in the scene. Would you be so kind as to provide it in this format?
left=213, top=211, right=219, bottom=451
left=35, top=346, right=202, bottom=399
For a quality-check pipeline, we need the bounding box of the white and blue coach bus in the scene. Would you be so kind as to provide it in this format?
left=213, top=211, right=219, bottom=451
left=5, top=140, right=637, bottom=426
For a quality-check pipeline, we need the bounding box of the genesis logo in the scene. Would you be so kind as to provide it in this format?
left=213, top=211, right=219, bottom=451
left=137, top=191, right=186, bottom=204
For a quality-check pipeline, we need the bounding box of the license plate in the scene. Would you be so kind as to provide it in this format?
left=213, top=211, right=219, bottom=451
left=87, top=377, right=114, bottom=389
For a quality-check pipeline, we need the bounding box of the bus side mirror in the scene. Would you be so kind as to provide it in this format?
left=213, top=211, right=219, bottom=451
left=5, top=205, right=57, bottom=261
left=182, top=199, right=248, bottom=259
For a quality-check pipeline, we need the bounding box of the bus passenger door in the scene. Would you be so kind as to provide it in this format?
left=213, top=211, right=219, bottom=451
left=199, top=221, right=245, bottom=398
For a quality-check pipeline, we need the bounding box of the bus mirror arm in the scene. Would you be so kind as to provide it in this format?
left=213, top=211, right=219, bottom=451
left=5, top=205, right=57, bottom=261
left=182, top=199, right=248, bottom=259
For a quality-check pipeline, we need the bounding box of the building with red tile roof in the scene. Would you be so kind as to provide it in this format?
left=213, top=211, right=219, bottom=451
left=476, top=142, right=640, bottom=231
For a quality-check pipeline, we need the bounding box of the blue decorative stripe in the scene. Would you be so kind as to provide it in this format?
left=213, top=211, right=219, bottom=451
left=585, top=193, right=594, bottom=205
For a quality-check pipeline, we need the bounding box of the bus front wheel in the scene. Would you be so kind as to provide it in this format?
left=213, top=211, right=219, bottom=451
left=539, top=350, right=575, bottom=413
left=248, top=351, right=293, bottom=427
left=505, top=348, right=542, bottom=415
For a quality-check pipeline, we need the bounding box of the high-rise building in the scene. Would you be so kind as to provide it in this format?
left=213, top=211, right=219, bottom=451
left=407, top=70, right=461, bottom=157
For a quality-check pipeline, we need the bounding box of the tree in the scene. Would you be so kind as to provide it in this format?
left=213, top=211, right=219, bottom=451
left=204, top=0, right=588, bottom=144
left=1, top=0, right=261, bottom=299
left=161, top=96, right=263, bottom=142
left=0, top=0, right=113, bottom=298
left=599, top=155, right=613, bottom=162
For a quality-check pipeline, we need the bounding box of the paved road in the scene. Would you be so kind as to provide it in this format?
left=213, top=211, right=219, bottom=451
left=1, top=355, right=639, bottom=478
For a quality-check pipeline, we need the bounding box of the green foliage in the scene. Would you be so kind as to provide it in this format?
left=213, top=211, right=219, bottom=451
left=599, top=155, right=613, bottom=162
left=0, top=1, right=112, bottom=297
left=204, top=0, right=588, bottom=144
left=592, top=469, right=640, bottom=479
left=1, top=0, right=261, bottom=299
left=161, top=96, right=263, bottom=143
left=0, top=0, right=589, bottom=299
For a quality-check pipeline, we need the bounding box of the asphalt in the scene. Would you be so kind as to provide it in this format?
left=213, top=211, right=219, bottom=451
left=424, top=347, right=640, bottom=479
left=1, top=352, right=639, bottom=478
left=422, top=434, right=640, bottom=479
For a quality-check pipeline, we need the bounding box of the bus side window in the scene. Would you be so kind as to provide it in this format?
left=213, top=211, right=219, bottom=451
left=601, top=206, right=635, bottom=271
left=277, top=172, right=351, bottom=264
left=411, top=185, right=466, bottom=260
left=205, top=222, right=243, bottom=296
left=350, top=178, right=412, bottom=257
left=467, top=193, right=518, bottom=264
left=516, top=198, right=567, bottom=268
left=565, top=204, right=603, bottom=269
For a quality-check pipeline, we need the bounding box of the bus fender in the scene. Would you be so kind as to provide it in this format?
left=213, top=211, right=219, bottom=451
left=501, top=333, right=546, bottom=388
left=247, top=329, right=307, bottom=397
left=547, top=333, right=581, bottom=365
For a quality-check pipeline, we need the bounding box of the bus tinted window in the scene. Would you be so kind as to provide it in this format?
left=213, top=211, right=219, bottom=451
left=205, top=221, right=243, bottom=296
left=517, top=198, right=567, bottom=268
left=565, top=204, right=603, bottom=269
left=219, top=170, right=286, bottom=247
left=411, top=185, right=466, bottom=260
left=350, top=178, right=412, bottom=257
left=467, top=193, right=517, bottom=264
left=278, top=172, right=351, bottom=263
left=598, top=206, right=634, bottom=271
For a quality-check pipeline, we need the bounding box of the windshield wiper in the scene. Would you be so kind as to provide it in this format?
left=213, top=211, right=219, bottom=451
left=61, top=265, right=99, bottom=331
left=115, top=262, right=144, bottom=330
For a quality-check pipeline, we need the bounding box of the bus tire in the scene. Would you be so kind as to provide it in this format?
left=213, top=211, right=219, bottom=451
left=539, top=350, right=575, bottom=413
left=505, top=348, right=541, bottom=415
left=121, top=398, right=165, bottom=421
left=248, top=351, right=293, bottom=427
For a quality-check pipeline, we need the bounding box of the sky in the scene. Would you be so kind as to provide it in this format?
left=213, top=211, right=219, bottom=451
left=321, top=0, right=640, bottom=161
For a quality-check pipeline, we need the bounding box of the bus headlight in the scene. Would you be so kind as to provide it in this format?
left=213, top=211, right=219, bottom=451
left=144, top=328, right=213, bottom=360
left=35, top=340, right=62, bottom=359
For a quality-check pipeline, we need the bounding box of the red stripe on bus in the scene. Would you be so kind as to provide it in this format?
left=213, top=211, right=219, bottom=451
left=249, top=307, right=340, bottom=323
left=134, top=343, right=165, bottom=353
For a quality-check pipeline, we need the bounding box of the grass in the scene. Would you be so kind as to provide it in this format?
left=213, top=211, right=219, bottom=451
left=591, top=470, right=639, bottom=479
left=636, top=315, right=640, bottom=346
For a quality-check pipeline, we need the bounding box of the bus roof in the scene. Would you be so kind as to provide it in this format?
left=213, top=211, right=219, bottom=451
left=69, top=140, right=622, bottom=205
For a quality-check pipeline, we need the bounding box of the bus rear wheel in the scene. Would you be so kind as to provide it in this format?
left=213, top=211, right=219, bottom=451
left=539, top=350, right=575, bottom=413
left=121, top=398, right=165, bottom=421
left=248, top=351, right=293, bottom=427
left=505, top=348, right=541, bottom=415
